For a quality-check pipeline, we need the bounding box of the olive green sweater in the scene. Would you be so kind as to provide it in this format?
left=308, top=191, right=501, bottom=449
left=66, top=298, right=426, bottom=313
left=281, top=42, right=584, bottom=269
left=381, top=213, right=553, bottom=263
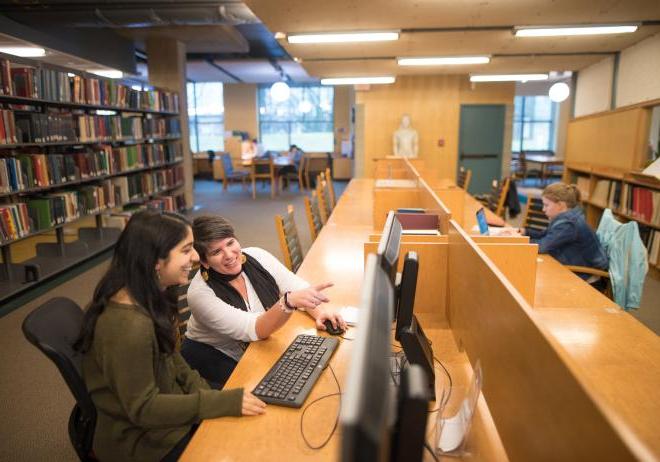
left=82, top=302, right=243, bottom=462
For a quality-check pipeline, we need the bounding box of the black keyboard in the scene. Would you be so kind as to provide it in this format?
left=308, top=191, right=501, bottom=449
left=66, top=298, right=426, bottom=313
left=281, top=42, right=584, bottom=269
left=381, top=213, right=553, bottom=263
left=252, top=334, right=339, bottom=408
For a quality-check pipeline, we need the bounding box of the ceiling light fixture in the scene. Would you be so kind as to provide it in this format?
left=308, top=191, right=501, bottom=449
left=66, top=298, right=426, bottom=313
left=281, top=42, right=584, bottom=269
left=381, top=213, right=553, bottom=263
left=470, top=74, right=548, bottom=82
left=270, top=81, right=291, bottom=102
left=549, top=82, right=570, bottom=102
left=0, top=46, right=46, bottom=57
left=321, top=76, right=396, bottom=85
left=288, top=31, right=399, bottom=44
left=514, top=24, right=638, bottom=37
left=398, top=56, right=490, bottom=66
left=88, top=69, right=123, bottom=79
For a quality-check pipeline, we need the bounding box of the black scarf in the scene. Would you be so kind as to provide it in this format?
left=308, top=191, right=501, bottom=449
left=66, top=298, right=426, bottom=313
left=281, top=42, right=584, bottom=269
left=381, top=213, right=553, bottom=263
left=203, top=252, right=280, bottom=312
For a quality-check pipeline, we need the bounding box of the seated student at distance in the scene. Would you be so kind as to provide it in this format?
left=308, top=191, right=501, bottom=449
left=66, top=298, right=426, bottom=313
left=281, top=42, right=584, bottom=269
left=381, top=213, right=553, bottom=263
left=513, top=182, right=608, bottom=280
left=182, top=215, right=347, bottom=387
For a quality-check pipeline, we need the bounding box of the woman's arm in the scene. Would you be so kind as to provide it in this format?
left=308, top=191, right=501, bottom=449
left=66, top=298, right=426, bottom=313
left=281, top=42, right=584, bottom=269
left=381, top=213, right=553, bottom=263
left=95, top=311, right=244, bottom=428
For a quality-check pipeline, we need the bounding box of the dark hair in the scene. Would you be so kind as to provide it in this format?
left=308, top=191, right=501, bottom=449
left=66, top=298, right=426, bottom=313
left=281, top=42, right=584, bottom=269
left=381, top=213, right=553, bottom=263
left=192, top=215, right=236, bottom=263
left=75, top=210, right=191, bottom=355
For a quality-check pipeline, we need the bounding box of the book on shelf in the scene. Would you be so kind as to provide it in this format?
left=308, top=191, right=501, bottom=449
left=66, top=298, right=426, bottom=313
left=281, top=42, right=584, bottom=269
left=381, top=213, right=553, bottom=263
left=576, top=176, right=590, bottom=200
left=621, top=184, right=660, bottom=225
left=0, top=203, right=30, bottom=241
left=639, top=225, right=660, bottom=267
left=591, top=179, right=613, bottom=207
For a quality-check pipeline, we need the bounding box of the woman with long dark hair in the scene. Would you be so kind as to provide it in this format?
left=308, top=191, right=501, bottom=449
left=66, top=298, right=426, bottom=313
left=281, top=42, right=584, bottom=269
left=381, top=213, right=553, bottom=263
left=181, top=214, right=346, bottom=387
left=75, top=210, right=265, bottom=462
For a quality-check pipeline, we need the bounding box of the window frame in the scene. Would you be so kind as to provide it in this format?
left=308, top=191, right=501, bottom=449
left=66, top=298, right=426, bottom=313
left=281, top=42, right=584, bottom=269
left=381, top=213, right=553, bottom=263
left=187, top=81, right=224, bottom=152
left=512, top=95, right=558, bottom=153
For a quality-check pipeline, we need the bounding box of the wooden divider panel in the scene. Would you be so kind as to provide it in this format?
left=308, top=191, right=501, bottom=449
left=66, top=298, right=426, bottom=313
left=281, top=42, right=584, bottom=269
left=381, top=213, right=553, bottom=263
left=372, top=188, right=420, bottom=230
left=433, top=187, right=466, bottom=227
left=477, top=243, right=538, bottom=304
left=446, top=219, right=641, bottom=461
left=365, top=240, right=448, bottom=322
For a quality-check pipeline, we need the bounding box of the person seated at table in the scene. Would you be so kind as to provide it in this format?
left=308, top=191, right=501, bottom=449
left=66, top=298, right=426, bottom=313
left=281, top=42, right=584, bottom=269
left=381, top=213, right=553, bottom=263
left=75, top=210, right=265, bottom=462
left=514, top=183, right=608, bottom=281
left=182, top=215, right=347, bottom=387
left=279, top=144, right=305, bottom=188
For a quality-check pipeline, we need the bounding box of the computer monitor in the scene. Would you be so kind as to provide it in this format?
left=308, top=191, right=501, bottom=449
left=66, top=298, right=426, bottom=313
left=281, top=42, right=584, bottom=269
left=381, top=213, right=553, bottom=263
left=399, top=317, right=436, bottom=400
left=377, top=211, right=402, bottom=287
left=394, top=251, right=418, bottom=342
left=389, top=364, right=431, bottom=462
left=340, top=254, right=395, bottom=462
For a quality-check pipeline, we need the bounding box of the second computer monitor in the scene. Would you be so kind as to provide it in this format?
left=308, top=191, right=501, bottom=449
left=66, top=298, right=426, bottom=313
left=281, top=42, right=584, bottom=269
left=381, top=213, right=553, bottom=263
left=377, top=211, right=402, bottom=288
left=395, top=251, right=418, bottom=341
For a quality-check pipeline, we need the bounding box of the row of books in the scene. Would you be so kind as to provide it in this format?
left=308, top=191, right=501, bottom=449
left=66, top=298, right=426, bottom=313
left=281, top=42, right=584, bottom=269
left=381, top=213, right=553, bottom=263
left=639, top=227, right=660, bottom=267
left=0, top=144, right=182, bottom=193
left=1, top=59, right=180, bottom=113
left=0, top=109, right=181, bottom=145
left=591, top=179, right=660, bottom=225
left=1, top=166, right=183, bottom=242
left=0, top=183, right=115, bottom=241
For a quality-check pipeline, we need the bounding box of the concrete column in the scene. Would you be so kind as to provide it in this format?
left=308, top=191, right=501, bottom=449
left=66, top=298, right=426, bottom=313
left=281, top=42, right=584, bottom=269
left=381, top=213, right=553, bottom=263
left=145, top=38, right=193, bottom=208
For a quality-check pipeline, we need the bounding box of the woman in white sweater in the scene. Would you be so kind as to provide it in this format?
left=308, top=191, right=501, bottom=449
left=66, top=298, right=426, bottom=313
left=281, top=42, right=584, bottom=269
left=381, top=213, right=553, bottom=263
left=183, top=215, right=346, bottom=387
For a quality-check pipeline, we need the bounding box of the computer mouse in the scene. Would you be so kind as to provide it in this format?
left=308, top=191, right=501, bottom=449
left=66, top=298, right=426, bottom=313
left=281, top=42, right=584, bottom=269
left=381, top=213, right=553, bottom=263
left=323, top=320, right=345, bottom=336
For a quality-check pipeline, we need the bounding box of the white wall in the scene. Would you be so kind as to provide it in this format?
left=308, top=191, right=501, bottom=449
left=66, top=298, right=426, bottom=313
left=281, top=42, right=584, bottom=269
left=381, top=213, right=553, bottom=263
left=616, top=32, right=660, bottom=108
left=574, top=57, right=614, bottom=117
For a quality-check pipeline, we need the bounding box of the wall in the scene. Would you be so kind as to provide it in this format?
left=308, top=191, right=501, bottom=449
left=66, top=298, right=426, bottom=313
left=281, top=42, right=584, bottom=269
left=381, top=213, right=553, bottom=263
left=354, top=75, right=514, bottom=178
left=333, top=85, right=352, bottom=154
left=574, top=57, right=614, bottom=117
left=223, top=83, right=258, bottom=138
left=617, top=32, right=660, bottom=108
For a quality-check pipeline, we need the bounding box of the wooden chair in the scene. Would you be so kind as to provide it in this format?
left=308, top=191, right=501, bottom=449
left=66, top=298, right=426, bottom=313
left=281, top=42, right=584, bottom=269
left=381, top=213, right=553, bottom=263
left=251, top=158, right=276, bottom=199
left=316, top=173, right=333, bottom=223
left=521, top=195, right=550, bottom=235
left=565, top=265, right=612, bottom=299
left=457, top=166, right=472, bottom=190
left=303, top=154, right=330, bottom=190
left=176, top=266, right=199, bottom=337
left=275, top=205, right=304, bottom=273
left=304, top=191, right=324, bottom=240
left=511, top=152, right=541, bottom=182
left=324, top=167, right=336, bottom=208
left=476, top=177, right=511, bottom=218
left=219, top=153, right=249, bottom=191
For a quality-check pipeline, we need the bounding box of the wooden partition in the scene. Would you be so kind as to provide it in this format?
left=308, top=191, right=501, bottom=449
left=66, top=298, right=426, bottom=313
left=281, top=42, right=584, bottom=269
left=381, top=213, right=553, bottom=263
left=477, top=243, right=538, bottom=304
left=446, top=219, right=642, bottom=461
left=432, top=187, right=466, bottom=227
left=364, top=237, right=449, bottom=322
left=372, top=188, right=421, bottom=230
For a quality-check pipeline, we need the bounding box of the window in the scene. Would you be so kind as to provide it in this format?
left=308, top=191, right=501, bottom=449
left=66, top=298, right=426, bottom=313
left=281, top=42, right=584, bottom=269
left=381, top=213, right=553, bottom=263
left=187, top=82, right=224, bottom=152
left=258, top=85, right=334, bottom=152
left=512, top=95, right=558, bottom=152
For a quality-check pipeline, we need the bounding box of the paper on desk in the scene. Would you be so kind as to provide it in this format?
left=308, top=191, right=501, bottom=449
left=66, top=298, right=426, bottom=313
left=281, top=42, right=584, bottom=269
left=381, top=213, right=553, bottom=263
left=340, top=306, right=359, bottom=326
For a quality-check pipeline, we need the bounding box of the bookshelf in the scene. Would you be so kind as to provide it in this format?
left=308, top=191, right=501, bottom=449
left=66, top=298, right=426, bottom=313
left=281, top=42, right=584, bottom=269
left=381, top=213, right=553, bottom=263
left=0, top=53, right=187, bottom=304
left=564, top=162, right=660, bottom=271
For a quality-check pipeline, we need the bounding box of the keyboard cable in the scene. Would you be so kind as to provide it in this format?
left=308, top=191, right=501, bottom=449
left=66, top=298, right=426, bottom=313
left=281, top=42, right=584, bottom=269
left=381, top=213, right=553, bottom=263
left=299, top=362, right=342, bottom=450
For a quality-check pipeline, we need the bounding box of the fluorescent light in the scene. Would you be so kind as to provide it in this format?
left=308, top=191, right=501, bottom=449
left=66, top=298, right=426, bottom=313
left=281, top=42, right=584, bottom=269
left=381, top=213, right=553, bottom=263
left=515, top=24, right=638, bottom=37
left=96, top=110, right=117, bottom=116
left=398, top=56, right=490, bottom=66
left=470, top=74, right=549, bottom=82
left=0, top=46, right=46, bottom=57
left=321, top=76, right=395, bottom=85
left=288, top=31, right=399, bottom=44
left=88, top=69, right=123, bottom=79
left=131, top=85, right=143, bottom=91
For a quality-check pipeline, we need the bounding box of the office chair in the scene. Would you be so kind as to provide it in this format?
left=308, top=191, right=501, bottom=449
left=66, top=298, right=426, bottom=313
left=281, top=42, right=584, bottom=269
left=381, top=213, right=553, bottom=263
left=304, top=190, right=324, bottom=240
left=457, top=166, right=472, bottom=190
left=220, top=153, right=249, bottom=191
left=22, top=297, right=97, bottom=462
left=275, top=204, right=304, bottom=272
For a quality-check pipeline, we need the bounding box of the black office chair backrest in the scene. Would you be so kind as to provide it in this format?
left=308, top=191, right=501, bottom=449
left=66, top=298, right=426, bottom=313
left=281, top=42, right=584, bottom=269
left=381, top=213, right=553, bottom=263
left=22, top=297, right=97, bottom=461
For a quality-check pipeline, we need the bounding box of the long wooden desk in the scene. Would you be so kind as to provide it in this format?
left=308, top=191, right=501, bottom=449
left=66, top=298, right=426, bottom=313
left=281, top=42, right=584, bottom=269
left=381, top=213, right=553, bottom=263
left=183, top=165, right=660, bottom=461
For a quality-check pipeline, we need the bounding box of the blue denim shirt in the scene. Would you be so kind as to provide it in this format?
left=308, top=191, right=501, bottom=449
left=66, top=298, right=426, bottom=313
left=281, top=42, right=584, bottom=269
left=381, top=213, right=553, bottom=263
left=527, top=207, right=608, bottom=278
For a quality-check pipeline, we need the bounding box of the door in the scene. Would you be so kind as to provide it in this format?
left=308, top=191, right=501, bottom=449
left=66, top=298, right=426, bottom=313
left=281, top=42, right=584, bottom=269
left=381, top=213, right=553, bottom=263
left=458, top=105, right=506, bottom=195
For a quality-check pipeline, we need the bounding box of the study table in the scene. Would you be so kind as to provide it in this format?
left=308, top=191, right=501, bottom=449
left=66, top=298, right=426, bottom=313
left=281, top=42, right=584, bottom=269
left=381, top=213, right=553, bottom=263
left=182, top=169, right=660, bottom=461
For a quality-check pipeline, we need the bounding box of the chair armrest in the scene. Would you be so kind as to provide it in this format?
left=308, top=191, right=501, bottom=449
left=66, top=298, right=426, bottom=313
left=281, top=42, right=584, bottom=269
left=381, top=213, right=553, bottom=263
left=565, top=265, right=610, bottom=279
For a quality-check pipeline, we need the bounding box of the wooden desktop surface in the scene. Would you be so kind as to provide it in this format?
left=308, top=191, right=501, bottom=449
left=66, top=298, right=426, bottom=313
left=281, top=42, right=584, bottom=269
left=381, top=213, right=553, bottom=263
left=182, top=176, right=660, bottom=461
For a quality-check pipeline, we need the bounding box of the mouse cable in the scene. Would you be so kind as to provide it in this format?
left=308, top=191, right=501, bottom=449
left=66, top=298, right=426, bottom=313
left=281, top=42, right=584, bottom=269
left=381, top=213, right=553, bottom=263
left=300, top=363, right=342, bottom=450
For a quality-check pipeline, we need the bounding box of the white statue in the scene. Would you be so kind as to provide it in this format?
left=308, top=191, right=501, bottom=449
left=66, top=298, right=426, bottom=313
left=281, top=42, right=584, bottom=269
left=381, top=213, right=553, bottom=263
left=393, top=114, right=419, bottom=158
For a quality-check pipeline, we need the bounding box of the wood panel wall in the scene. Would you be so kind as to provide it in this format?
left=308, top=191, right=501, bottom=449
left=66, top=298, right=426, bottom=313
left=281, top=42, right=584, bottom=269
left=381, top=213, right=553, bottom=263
left=565, top=106, right=651, bottom=170
left=355, top=75, right=514, bottom=179
left=224, top=83, right=258, bottom=138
